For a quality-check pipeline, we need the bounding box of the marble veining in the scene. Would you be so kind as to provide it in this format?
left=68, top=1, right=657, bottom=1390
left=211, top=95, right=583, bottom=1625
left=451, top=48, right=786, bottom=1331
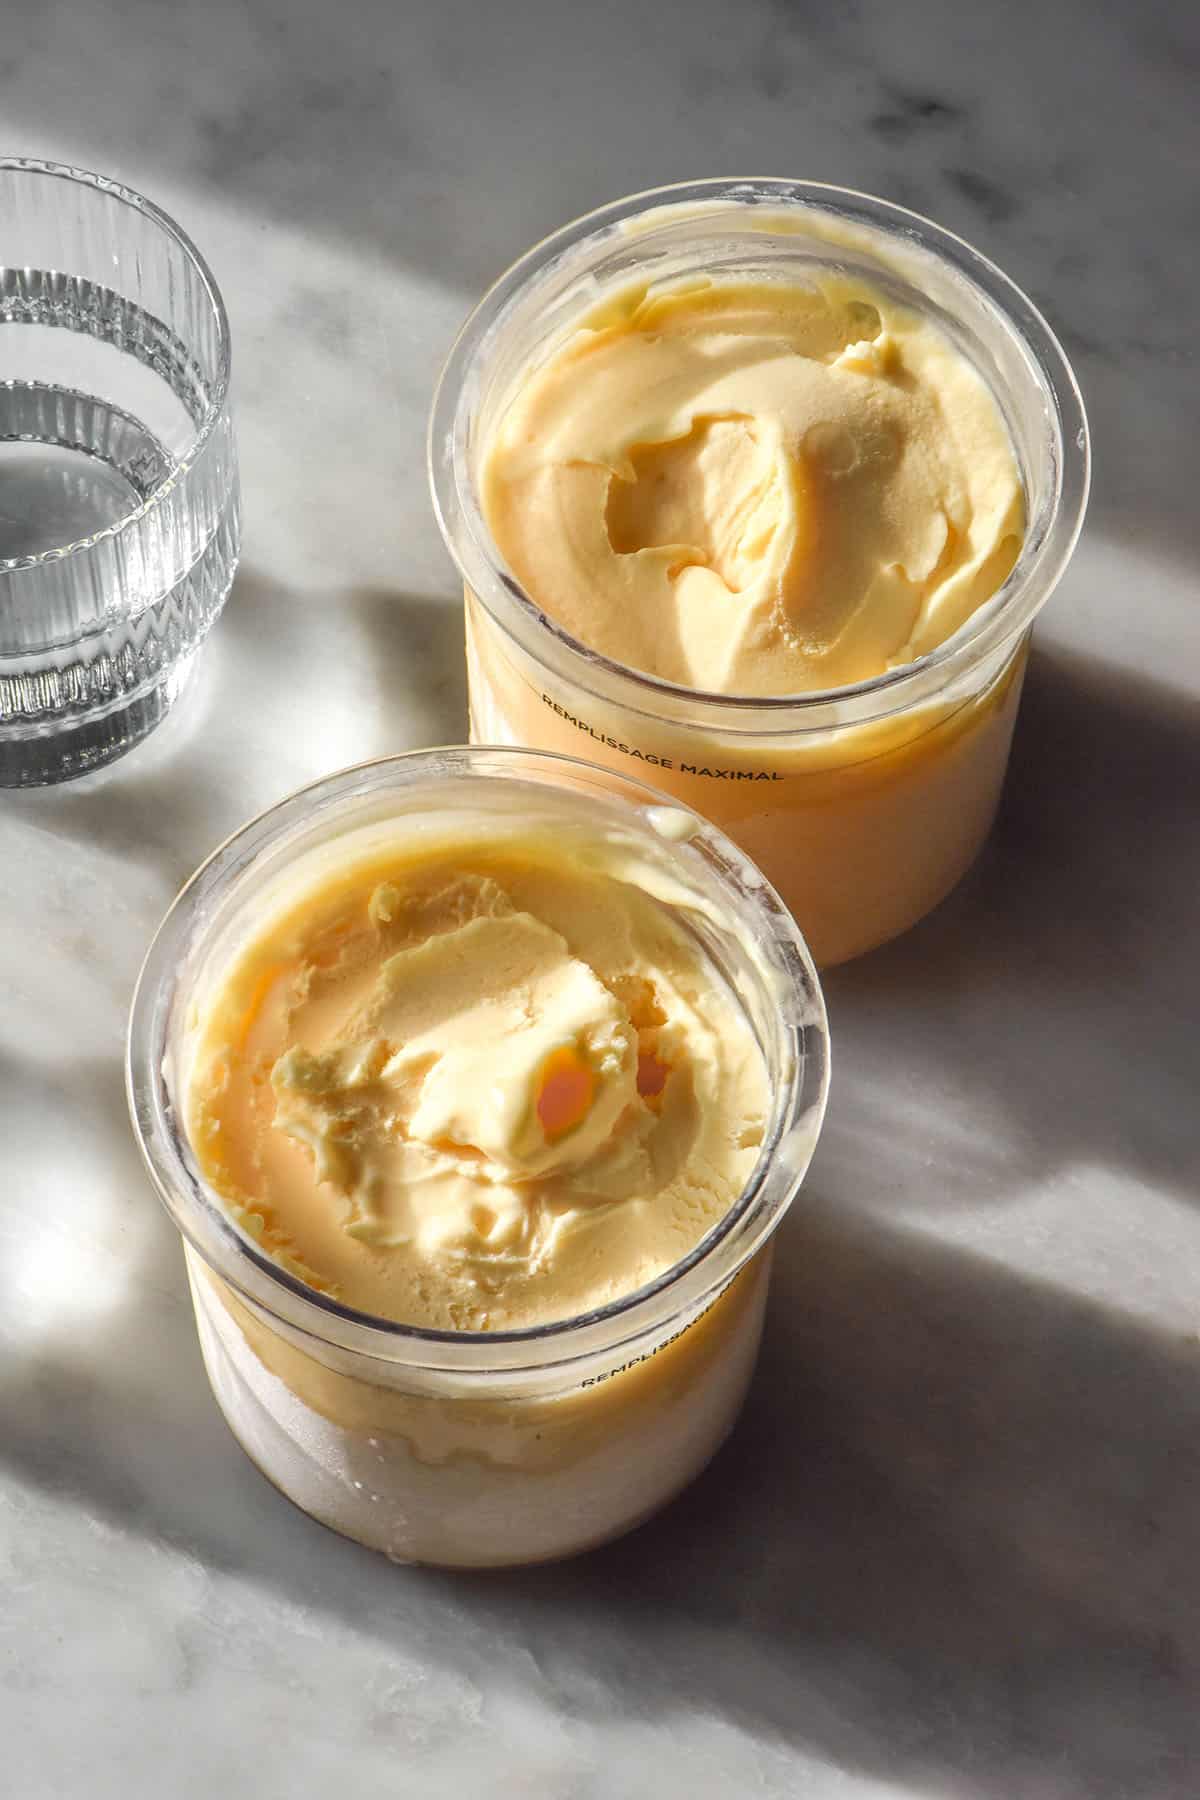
left=2, top=0, right=1199, bottom=1795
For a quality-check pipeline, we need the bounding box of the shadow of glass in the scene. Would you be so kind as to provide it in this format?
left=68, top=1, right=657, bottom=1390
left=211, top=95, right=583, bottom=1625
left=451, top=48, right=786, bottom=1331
left=3, top=568, right=468, bottom=894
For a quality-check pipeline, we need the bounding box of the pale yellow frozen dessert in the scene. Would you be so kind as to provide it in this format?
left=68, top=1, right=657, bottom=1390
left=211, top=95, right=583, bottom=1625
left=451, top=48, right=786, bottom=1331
left=466, top=270, right=1030, bottom=966
left=186, top=828, right=768, bottom=1331
left=481, top=277, right=1024, bottom=696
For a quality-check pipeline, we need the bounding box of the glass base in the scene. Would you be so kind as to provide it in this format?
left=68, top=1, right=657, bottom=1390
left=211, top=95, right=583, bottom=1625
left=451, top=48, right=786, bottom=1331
left=0, top=501, right=240, bottom=788
left=0, top=649, right=198, bottom=786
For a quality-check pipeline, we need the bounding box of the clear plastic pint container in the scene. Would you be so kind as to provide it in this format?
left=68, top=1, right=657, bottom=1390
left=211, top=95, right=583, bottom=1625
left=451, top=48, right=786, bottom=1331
left=128, top=747, right=830, bottom=1567
left=430, top=179, right=1089, bottom=966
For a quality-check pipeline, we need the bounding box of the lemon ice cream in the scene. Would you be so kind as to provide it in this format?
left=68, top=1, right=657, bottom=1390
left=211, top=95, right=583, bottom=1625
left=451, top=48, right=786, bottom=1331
left=482, top=276, right=1024, bottom=697
left=186, top=829, right=768, bottom=1331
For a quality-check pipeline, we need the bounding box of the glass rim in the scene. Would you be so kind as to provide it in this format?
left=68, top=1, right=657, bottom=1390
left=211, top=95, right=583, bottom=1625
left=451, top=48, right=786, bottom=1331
left=126, top=744, right=830, bottom=1376
left=0, top=155, right=233, bottom=573
left=429, top=175, right=1091, bottom=734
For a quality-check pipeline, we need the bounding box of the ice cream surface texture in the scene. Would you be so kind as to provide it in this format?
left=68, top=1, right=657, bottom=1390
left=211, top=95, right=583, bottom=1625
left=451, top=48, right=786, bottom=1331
left=482, top=275, right=1025, bottom=694
left=186, top=827, right=769, bottom=1330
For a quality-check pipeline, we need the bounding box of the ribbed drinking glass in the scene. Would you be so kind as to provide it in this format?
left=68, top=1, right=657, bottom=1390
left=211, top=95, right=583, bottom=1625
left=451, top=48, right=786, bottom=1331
left=0, top=159, right=240, bottom=785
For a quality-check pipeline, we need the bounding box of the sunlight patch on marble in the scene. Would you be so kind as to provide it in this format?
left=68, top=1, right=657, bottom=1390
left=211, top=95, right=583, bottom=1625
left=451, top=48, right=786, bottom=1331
left=3, top=1217, right=136, bottom=1346
left=896, top=1162, right=1200, bottom=1335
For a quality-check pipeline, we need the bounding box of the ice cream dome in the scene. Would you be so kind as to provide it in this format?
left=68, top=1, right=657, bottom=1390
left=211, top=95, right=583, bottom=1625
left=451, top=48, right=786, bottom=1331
left=186, top=825, right=770, bottom=1331
left=481, top=274, right=1025, bottom=695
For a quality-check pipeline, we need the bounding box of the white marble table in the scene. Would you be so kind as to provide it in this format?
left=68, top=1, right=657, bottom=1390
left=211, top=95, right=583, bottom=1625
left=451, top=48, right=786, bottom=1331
left=3, top=2, right=1198, bottom=1794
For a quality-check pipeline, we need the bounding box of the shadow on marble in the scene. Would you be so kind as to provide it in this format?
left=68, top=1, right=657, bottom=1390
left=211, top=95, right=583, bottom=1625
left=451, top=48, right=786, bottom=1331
left=4, top=1162, right=1198, bottom=1797
left=211, top=565, right=469, bottom=762
left=341, top=581, right=469, bottom=752
left=3, top=643, right=1197, bottom=1795
left=820, top=643, right=1200, bottom=1214
left=486, top=1195, right=1200, bottom=1798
